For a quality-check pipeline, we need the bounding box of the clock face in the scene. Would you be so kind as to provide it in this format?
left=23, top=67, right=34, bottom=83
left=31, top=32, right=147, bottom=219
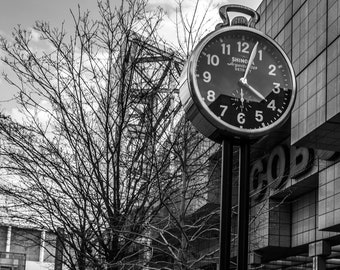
left=188, top=26, right=296, bottom=139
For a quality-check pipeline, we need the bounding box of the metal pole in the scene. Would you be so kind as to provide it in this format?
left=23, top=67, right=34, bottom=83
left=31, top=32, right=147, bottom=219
left=237, top=142, right=250, bottom=270
left=219, top=139, right=233, bottom=270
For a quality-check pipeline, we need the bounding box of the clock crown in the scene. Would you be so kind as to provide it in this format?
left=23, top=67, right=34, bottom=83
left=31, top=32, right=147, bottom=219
left=231, top=16, right=248, bottom=26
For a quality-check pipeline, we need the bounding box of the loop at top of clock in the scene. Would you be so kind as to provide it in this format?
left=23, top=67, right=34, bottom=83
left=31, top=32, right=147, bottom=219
left=216, top=5, right=260, bottom=29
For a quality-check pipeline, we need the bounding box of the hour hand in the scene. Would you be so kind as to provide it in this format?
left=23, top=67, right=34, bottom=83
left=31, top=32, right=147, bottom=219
left=239, top=79, right=267, bottom=102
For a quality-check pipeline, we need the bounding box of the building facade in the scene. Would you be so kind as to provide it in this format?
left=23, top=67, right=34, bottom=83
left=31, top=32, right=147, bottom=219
left=242, top=0, right=340, bottom=269
left=194, top=0, right=340, bottom=269
left=249, top=0, right=340, bottom=268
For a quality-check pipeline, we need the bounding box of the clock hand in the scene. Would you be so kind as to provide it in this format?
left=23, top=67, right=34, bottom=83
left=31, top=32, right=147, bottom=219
left=241, top=41, right=259, bottom=83
left=240, top=88, right=245, bottom=104
left=240, top=88, right=245, bottom=109
left=243, top=82, right=267, bottom=102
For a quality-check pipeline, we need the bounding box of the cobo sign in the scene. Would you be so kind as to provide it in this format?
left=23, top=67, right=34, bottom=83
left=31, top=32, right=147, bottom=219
left=250, top=144, right=314, bottom=201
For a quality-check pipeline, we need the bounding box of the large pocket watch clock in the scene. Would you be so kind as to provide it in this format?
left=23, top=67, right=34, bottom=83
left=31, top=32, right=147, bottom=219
left=179, top=6, right=296, bottom=143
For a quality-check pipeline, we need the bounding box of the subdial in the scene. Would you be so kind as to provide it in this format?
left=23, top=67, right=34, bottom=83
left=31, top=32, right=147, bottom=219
left=231, top=88, right=253, bottom=112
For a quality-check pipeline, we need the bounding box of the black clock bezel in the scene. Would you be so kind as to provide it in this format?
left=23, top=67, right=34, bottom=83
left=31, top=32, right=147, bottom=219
left=181, top=25, right=296, bottom=141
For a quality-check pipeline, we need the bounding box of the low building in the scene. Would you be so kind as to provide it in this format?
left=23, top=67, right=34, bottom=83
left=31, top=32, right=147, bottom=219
left=0, top=224, right=56, bottom=270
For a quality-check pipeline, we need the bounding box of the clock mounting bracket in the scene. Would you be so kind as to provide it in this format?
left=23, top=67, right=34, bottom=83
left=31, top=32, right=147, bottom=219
left=216, top=4, right=260, bottom=29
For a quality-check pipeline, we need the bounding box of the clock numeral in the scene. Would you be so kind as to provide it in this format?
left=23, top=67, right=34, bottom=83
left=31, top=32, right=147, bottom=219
left=221, top=43, right=231, bottom=55
left=267, top=100, right=276, bottom=111
left=237, top=41, right=250, bottom=54
left=268, top=64, right=277, bottom=76
left=255, top=110, right=264, bottom=122
left=220, top=105, right=228, bottom=117
left=207, top=54, right=219, bottom=66
left=207, top=90, right=216, bottom=102
left=258, top=49, right=263, bottom=61
left=237, top=112, right=246, bottom=124
left=203, top=71, right=211, bottom=83
left=273, top=82, right=280, bottom=94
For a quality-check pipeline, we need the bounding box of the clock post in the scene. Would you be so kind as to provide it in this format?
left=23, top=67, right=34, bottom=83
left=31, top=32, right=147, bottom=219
left=219, top=139, right=233, bottom=270
left=179, top=4, right=296, bottom=269
left=238, top=141, right=250, bottom=270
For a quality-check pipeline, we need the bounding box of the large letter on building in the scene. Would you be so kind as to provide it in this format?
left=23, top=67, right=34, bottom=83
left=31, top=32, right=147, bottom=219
left=267, top=145, right=289, bottom=190
left=250, top=159, right=267, bottom=201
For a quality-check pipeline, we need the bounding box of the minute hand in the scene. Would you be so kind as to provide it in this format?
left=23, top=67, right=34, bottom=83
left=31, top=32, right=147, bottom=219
left=242, top=41, right=258, bottom=81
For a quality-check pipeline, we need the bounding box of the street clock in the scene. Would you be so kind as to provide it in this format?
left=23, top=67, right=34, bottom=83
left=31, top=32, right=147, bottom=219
left=179, top=24, right=296, bottom=142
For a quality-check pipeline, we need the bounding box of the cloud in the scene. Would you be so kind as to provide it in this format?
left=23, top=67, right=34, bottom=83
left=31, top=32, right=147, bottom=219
left=147, top=0, right=261, bottom=49
left=10, top=99, right=53, bottom=125
left=29, top=28, right=41, bottom=42
left=147, top=0, right=227, bottom=18
left=147, top=0, right=177, bottom=15
left=150, top=0, right=223, bottom=48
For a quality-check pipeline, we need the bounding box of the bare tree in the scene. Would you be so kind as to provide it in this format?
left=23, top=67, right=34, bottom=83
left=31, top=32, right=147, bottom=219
left=0, top=0, right=227, bottom=269
left=0, top=0, right=184, bottom=269
left=147, top=117, right=220, bottom=270
left=145, top=2, right=221, bottom=269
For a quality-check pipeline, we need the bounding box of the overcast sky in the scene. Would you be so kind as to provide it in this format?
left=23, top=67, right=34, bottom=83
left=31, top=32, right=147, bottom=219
left=0, top=0, right=261, bottom=31
left=0, top=0, right=262, bottom=115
